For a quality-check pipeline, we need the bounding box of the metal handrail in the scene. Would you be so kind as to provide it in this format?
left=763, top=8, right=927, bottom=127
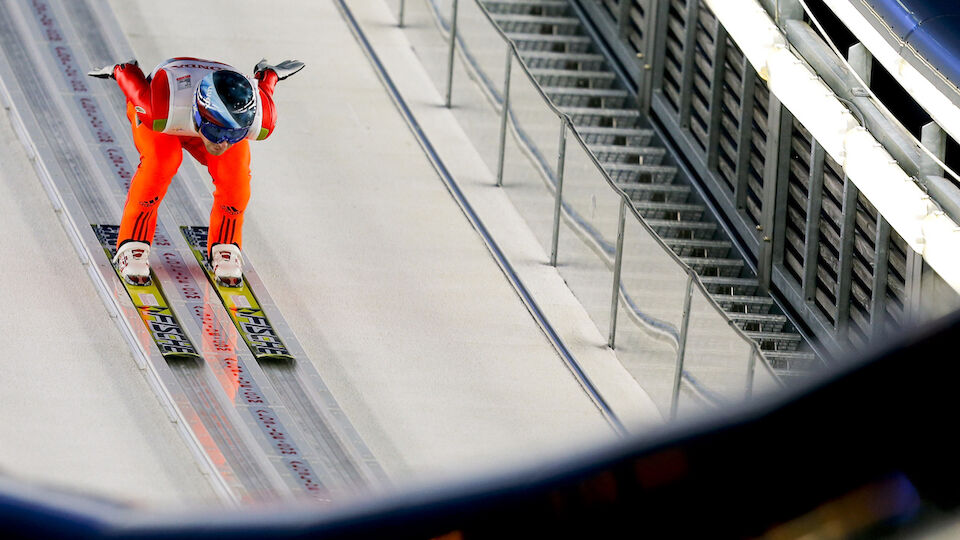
left=412, top=0, right=784, bottom=410
left=477, top=0, right=782, bottom=395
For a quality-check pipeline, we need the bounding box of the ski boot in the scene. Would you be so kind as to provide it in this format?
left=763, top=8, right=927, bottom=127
left=211, top=243, right=243, bottom=287
left=113, top=241, right=151, bottom=286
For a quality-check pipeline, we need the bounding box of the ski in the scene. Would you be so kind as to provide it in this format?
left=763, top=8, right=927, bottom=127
left=181, top=226, right=293, bottom=360
left=92, top=224, right=201, bottom=360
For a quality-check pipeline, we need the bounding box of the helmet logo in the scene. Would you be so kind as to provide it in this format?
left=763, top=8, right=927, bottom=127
left=196, top=83, right=215, bottom=110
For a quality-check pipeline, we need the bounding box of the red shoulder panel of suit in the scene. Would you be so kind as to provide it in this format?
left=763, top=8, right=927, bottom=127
left=255, top=69, right=278, bottom=139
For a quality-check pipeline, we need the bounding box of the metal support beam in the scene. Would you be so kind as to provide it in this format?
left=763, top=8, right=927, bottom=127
left=678, top=0, right=701, bottom=128
left=838, top=44, right=872, bottom=336
left=638, top=0, right=664, bottom=114
left=905, top=249, right=924, bottom=323
left=617, top=0, right=633, bottom=37
left=761, top=0, right=802, bottom=26
left=758, top=94, right=790, bottom=291
left=802, top=141, right=826, bottom=303
left=921, top=122, right=946, bottom=178
left=770, top=109, right=793, bottom=275
left=918, top=123, right=960, bottom=224
left=869, top=217, right=891, bottom=340
left=649, top=0, right=672, bottom=99
left=734, top=66, right=757, bottom=209
left=847, top=43, right=873, bottom=87
left=835, top=176, right=860, bottom=335
left=706, top=24, right=728, bottom=171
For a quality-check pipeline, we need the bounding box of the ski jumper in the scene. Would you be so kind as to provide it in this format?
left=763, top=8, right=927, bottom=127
left=113, top=58, right=279, bottom=254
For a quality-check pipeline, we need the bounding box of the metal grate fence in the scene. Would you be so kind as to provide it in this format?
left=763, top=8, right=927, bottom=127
left=575, top=0, right=924, bottom=353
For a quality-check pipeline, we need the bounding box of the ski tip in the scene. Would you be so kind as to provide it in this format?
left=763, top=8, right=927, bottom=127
left=164, top=352, right=203, bottom=363
left=258, top=354, right=295, bottom=362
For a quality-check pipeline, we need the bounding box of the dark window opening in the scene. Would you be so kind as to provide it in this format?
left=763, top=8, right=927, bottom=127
left=801, top=0, right=858, bottom=52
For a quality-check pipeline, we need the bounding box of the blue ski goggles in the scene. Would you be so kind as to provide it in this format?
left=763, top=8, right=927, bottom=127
left=194, top=110, right=249, bottom=144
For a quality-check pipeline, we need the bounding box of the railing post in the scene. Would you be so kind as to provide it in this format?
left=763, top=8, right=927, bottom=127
left=745, top=348, right=757, bottom=400
left=445, top=0, right=460, bottom=108
left=398, top=0, right=405, bottom=27
left=550, top=118, right=567, bottom=266
left=671, top=272, right=695, bottom=420
left=496, top=46, right=513, bottom=187
left=608, top=197, right=627, bottom=349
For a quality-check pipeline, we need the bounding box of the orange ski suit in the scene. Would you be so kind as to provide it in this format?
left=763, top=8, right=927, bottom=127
left=113, top=59, right=279, bottom=254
